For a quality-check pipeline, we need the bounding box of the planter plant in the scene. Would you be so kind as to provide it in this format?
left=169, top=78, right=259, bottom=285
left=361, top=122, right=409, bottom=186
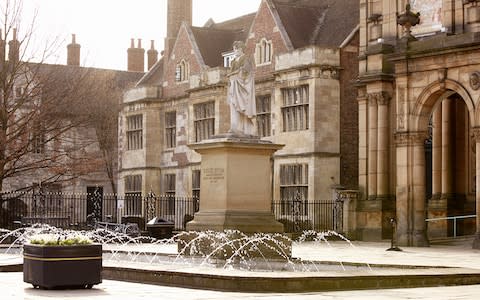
left=23, top=234, right=102, bottom=289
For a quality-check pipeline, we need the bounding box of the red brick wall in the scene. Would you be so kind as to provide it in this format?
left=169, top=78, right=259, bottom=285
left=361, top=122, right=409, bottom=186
left=246, top=0, right=290, bottom=80
left=163, top=26, right=201, bottom=99
left=339, top=31, right=359, bottom=189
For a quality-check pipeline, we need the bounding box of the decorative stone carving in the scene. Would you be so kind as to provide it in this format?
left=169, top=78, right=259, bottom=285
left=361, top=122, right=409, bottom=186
left=397, top=103, right=405, bottom=130
left=394, top=131, right=428, bottom=146
left=396, top=4, right=420, bottom=41
left=397, top=87, right=406, bottom=130
left=470, top=72, right=480, bottom=90
left=367, top=91, right=391, bottom=106
left=319, top=65, right=339, bottom=79
left=438, top=68, right=448, bottom=83
left=472, top=127, right=480, bottom=142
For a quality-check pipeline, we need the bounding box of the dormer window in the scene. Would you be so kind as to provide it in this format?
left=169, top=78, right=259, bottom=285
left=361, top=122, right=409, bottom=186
left=222, top=50, right=236, bottom=68
left=175, top=59, right=189, bottom=82
left=255, top=38, right=272, bottom=65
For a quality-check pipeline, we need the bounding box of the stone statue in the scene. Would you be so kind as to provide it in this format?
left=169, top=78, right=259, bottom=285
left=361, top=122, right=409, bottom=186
left=227, top=41, right=256, bottom=136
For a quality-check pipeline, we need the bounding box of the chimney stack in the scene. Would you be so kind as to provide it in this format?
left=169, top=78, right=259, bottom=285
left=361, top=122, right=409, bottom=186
left=164, top=0, right=192, bottom=72
left=67, top=34, right=81, bottom=66
left=127, top=38, right=145, bottom=72
left=147, top=40, right=158, bottom=70
left=8, top=28, right=20, bottom=63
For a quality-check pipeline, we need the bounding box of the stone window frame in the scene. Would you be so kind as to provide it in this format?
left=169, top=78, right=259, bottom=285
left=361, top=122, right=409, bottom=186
left=164, top=173, right=176, bottom=215
left=255, top=38, right=273, bottom=66
left=175, top=59, right=190, bottom=82
left=193, top=101, right=215, bottom=142
left=165, top=111, right=176, bottom=149
left=126, top=114, right=143, bottom=150
left=281, top=85, right=309, bottom=132
left=125, top=174, right=142, bottom=215
left=279, top=163, right=309, bottom=216
left=30, top=121, right=46, bottom=155
left=192, top=169, right=200, bottom=212
left=256, top=94, right=271, bottom=137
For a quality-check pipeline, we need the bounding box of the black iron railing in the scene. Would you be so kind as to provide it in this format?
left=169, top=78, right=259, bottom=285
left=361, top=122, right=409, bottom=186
left=271, top=199, right=343, bottom=233
left=0, top=192, right=342, bottom=234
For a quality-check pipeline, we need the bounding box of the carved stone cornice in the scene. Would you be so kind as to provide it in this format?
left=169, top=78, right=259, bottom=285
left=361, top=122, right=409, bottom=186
left=394, top=131, right=428, bottom=146
left=367, top=91, right=391, bottom=106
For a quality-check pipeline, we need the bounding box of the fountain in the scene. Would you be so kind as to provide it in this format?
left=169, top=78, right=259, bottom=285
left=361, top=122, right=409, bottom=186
left=2, top=224, right=480, bottom=293
left=0, top=224, right=353, bottom=272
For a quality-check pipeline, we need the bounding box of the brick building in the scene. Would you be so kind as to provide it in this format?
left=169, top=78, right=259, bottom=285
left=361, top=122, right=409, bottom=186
left=118, top=0, right=359, bottom=232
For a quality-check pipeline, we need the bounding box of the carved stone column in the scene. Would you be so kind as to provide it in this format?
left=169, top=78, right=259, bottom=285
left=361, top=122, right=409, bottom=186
left=432, top=107, right=442, bottom=199
left=473, top=127, right=480, bottom=249
left=358, top=94, right=368, bottom=200
left=395, top=131, right=429, bottom=247
left=376, top=92, right=391, bottom=199
left=428, top=106, right=447, bottom=238
left=441, top=99, right=453, bottom=199
left=367, top=93, right=378, bottom=200
left=411, top=132, right=429, bottom=246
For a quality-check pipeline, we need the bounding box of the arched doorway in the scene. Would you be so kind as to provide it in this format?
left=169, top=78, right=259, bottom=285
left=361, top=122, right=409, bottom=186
left=396, top=82, right=478, bottom=247
left=425, top=93, right=476, bottom=239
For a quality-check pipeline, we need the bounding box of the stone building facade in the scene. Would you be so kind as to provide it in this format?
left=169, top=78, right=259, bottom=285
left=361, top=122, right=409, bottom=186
left=357, top=0, right=480, bottom=248
left=2, top=34, right=143, bottom=195
left=118, top=0, right=359, bottom=230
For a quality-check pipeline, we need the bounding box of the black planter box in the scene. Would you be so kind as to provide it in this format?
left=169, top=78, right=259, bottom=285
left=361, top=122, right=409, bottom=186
left=23, top=244, right=102, bottom=289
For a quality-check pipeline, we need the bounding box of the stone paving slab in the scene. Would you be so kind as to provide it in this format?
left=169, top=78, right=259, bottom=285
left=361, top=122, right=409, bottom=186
left=2, top=272, right=480, bottom=300
left=0, top=241, right=480, bottom=299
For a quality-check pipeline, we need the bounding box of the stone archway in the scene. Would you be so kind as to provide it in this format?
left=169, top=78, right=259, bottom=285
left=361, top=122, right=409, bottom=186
left=396, top=81, right=478, bottom=247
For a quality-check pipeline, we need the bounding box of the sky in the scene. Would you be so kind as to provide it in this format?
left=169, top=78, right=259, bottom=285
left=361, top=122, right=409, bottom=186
left=17, top=0, right=261, bottom=71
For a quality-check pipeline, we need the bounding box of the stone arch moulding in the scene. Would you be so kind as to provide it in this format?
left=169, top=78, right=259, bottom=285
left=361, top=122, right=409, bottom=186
left=412, top=79, right=476, bottom=131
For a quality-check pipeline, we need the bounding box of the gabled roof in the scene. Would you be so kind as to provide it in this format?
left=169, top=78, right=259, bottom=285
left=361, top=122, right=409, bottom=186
left=271, top=0, right=359, bottom=48
left=32, top=63, right=144, bottom=87
left=191, top=13, right=255, bottom=68
left=209, top=12, right=256, bottom=31
left=136, top=57, right=164, bottom=86
left=190, top=27, right=246, bottom=67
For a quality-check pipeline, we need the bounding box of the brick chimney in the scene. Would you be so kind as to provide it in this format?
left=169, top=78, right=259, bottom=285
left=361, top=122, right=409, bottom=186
left=127, top=38, right=145, bottom=72
left=164, top=0, right=192, bottom=71
left=8, top=28, right=20, bottom=63
left=147, top=40, right=158, bottom=70
left=67, top=34, right=81, bottom=66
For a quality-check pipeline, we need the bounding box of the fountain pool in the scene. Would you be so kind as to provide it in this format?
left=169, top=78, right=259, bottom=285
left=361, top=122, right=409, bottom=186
left=1, top=224, right=480, bottom=293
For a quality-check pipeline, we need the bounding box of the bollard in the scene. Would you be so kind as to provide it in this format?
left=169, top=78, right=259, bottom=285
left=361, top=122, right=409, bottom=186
left=386, top=217, right=402, bottom=251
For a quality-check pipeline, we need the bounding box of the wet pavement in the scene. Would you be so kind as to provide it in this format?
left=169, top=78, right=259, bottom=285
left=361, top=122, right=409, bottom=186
left=2, top=237, right=480, bottom=299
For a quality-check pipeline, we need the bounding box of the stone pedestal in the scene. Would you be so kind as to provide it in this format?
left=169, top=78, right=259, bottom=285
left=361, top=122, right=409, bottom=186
left=186, top=134, right=285, bottom=233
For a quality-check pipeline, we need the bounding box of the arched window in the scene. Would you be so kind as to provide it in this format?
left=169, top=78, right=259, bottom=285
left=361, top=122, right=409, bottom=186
left=255, top=38, right=273, bottom=65
left=175, top=59, right=189, bottom=82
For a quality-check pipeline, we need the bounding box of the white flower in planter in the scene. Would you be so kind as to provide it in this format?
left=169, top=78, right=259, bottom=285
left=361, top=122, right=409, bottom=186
left=28, top=233, right=93, bottom=246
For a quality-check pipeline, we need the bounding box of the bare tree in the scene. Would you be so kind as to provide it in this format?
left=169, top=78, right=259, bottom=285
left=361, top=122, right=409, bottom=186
left=81, top=70, right=131, bottom=195
left=0, top=0, right=104, bottom=192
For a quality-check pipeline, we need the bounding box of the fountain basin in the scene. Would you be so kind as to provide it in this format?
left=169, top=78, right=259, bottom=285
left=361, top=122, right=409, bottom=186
left=101, top=261, right=480, bottom=293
